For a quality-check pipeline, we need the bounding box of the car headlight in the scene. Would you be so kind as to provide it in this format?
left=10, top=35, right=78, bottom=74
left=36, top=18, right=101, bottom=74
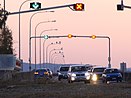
left=58, top=72, right=61, bottom=75
left=85, top=72, right=90, bottom=80
left=92, top=74, right=97, bottom=81
left=71, top=73, right=76, bottom=77
left=85, top=72, right=89, bottom=76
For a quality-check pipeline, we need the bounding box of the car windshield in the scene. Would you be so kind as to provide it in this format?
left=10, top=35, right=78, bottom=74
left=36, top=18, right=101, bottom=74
left=93, top=68, right=105, bottom=72
left=105, top=69, right=119, bottom=73
left=60, top=67, right=69, bottom=71
left=71, top=66, right=87, bottom=72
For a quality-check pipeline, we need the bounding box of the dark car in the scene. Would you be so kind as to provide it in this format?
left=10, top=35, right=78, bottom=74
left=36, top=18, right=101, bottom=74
left=46, top=68, right=53, bottom=78
left=34, top=68, right=49, bottom=79
left=102, top=68, right=122, bottom=83
left=57, top=66, right=69, bottom=81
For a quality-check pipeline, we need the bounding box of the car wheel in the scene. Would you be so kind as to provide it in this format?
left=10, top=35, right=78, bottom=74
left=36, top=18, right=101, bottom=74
left=84, top=80, right=90, bottom=84
left=68, top=79, right=73, bottom=83
left=119, top=80, right=122, bottom=82
left=102, top=79, right=106, bottom=83
left=58, top=77, right=61, bottom=81
left=103, top=79, right=107, bottom=83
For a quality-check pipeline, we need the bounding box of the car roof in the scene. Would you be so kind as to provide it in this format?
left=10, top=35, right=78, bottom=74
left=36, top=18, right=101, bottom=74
left=35, top=68, right=48, bottom=71
left=105, top=68, right=118, bottom=70
left=92, top=67, right=107, bottom=69
left=60, top=65, right=70, bottom=67
left=70, top=65, right=86, bottom=67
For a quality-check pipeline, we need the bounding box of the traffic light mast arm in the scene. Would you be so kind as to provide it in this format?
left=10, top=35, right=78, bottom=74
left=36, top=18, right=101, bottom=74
left=4, top=4, right=75, bottom=16
left=124, top=5, right=131, bottom=9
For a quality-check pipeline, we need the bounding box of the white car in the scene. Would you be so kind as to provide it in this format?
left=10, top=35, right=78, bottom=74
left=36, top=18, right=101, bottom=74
left=67, top=65, right=90, bottom=84
left=89, top=67, right=106, bottom=82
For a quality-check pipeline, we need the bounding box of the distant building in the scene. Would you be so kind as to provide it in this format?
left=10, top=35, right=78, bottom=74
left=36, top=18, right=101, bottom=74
left=120, top=62, right=127, bottom=72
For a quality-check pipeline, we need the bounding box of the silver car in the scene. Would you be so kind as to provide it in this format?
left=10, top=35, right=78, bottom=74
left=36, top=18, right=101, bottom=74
left=67, top=65, right=90, bottom=84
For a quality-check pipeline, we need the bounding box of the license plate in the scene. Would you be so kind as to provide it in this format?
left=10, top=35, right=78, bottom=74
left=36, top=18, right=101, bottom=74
left=112, top=78, right=116, bottom=80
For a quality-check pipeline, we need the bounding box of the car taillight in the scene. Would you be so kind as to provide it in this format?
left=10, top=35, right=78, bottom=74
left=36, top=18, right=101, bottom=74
left=34, top=72, right=38, bottom=75
left=44, top=72, right=49, bottom=75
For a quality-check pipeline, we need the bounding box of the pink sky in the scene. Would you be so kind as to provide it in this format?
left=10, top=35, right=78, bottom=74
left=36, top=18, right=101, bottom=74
left=0, top=0, right=131, bottom=68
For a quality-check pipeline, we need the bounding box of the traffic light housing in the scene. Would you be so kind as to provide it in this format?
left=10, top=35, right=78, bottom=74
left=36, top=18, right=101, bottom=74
left=117, top=4, right=124, bottom=11
left=73, top=3, right=84, bottom=11
left=30, top=2, right=41, bottom=9
left=91, top=35, right=96, bottom=39
left=68, top=34, right=73, bottom=38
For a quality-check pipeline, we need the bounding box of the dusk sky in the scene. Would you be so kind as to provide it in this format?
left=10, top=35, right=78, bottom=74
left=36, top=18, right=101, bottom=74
left=0, top=0, right=131, bottom=68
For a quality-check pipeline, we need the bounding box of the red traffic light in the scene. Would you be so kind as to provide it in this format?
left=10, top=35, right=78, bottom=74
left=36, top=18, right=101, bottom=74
left=73, top=3, right=84, bottom=11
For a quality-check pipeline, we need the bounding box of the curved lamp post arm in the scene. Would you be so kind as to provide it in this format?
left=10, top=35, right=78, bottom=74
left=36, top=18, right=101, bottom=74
left=51, top=52, right=64, bottom=63
left=19, top=0, right=33, bottom=71
left=49, top=48, right=63, bottom=63
left=39, top=29, right=57, bottom=68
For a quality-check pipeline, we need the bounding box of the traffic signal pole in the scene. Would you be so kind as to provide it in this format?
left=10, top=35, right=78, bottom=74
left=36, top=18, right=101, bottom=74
left=1, top=3, right=84, bottom=71
left=31, top=35, right=111, bottom=68
left=117, top=0, right=131, bottom=10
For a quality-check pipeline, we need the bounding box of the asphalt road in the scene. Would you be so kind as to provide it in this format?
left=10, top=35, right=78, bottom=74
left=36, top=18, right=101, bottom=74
left=0, top=76, right=131, bottom=98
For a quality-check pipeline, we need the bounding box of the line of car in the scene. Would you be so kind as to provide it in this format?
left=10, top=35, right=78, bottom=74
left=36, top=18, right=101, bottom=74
left=33, top=65, right=123, bottom=84
left=57, top=65, right=123, bottom=84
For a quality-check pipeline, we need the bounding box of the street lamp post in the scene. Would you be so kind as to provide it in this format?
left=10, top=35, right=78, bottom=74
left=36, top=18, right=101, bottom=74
left=19, top=0, right=33, bottom=61
left=46, top=41, right=61, bottom=63
left=34, top=20, right=56, bottom=67
left=29, top=20, right=56, bottom=71
left=50, top=51, right=64, bottom=63
left=53, top=54, right=65, bottom=64
left=29, top=11, right=54, bottom=70
left=43, top=40, right=46, bottom=68
left=39, top=29, right=57, bottom=68
left=49, top=48, right=63, bottom=63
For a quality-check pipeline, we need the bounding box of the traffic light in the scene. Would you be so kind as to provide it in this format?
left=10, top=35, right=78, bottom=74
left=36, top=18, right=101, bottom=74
left=91, top=35, right=96, bottom=39
left=43, top=35, right=49, bottom=39
left=73, top=3, right=84, bottom=11
left=117, top=4, right=124, bottom=11
left=68, top=34, right=73, bottom=38
left=30, top=2, right=41, bottom=9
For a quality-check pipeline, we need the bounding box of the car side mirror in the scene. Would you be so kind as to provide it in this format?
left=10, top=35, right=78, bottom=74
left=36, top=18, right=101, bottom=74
left=57, top=70, right=59, bottom=72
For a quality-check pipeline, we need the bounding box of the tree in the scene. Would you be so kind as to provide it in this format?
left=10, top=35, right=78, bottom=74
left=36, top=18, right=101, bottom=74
left=0, top=5, right=13, bottom=54
left=0, top=26, right=13, bottom=54
left=0, top=8, right=8, bottom=29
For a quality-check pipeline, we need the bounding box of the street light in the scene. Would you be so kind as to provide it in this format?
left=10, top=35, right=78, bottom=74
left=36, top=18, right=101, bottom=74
left=29, top=20, right=56, bottom=71
left=19, top=0, right=33, bottom=61
left=49, top=48, right=63, bottom=63
left=53, top=54, right=65, bottom=64
left=50, top=51, right=64, bottom=63
left=29, top=11, right=54, bottom=70
left=46, top=41, right=61, bottom=63
left=39, top=29, right=57, bottom=68
left=34, top=20, right=56, bottom=67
